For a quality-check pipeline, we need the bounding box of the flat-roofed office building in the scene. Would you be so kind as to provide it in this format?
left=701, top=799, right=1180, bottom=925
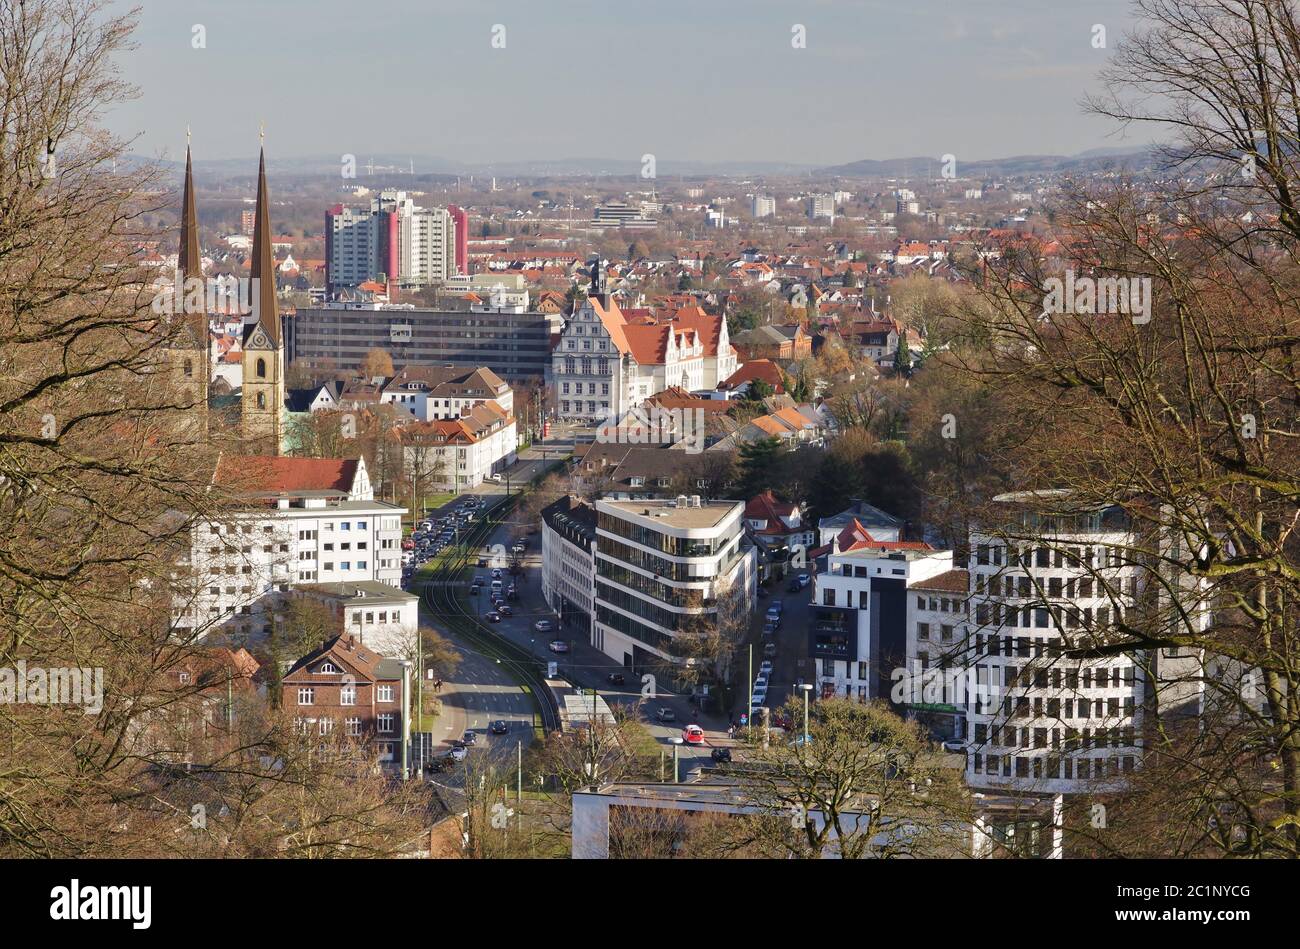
left=289, top=303, right=556, bottom=381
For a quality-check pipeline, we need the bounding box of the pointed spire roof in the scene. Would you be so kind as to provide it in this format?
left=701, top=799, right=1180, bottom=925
left=250, top=146, right=280, bottom=344
left=178, top=144, right=201, bottom=284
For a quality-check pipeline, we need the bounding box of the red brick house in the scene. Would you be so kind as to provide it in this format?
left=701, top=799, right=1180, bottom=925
left=282, top=634, right=408, bottom=766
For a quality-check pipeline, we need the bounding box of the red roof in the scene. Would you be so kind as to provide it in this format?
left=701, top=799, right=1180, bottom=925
left=836, top=518, right=931, bottom=553
left=722, top=359, right=785, bottom=392
left=213, top=455, right=359, bottom=494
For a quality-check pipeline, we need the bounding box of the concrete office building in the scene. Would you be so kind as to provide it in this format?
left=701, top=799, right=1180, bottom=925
left=289, top=302, right=554, bottom=381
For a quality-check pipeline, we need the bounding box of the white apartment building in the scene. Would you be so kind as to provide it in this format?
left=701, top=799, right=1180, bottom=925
left=592, top=497, right=756, bottom=673
left=400, top=400, right=517, bottom=490
left=811, top=520, right=953, bottom=703
left=178, top=455, right=405, bottom=641
left=751, top=195, right=776, bottom=219
left=807, top=194, right=835, bottom=221
left=326, top=190, right=456, bottom=294
left=541, top=496, right=598, bottom=639
left=960, top=491, right=1145, bottom=796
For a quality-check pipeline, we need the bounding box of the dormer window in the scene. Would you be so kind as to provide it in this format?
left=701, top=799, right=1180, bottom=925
left=319, top=662, right=339, bottom=673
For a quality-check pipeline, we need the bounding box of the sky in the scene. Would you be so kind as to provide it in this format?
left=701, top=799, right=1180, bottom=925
left=108, top=0, right=1145, bottom=168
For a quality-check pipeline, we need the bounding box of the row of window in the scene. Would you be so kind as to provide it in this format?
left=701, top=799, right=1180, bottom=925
left=971, top=753, right=1136, bottom=780
left=297, top=684, right=395, bottom=705
left=293, top=716, right=394, bottom=735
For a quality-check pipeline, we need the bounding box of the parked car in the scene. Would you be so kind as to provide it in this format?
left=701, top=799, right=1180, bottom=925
left=490, top=720, right=509, bottom=735
left=448, top=745, right=467, bottom=761
left=763, top=643, right=778, bottom=659
left=770, top=599, right=785, bottom=613
left=655, top=707, right=677, bottom=723
left=486, top=611, right=501, bottom=623
left=796, top=574, right=810, bottom=588
left=711, top=747, right=732, bottom=763
left=487, top=473, right=502, bottom=483
left=681, top=724, right=705, bottom=745
left=548, top=640, right=569, bottom=653
left=491, top=568, right=503, bottom=580
left=477, top=557, right=488, bottom=567
left=497, top=604, right=513, bottom=617
left=534, top=619, right=555, bottom=633
left=762, top=623, right=778, bottom=638
left=759, top=660, right=773, bottom=676
left=607, top=672, right=626, bottom=686
left=462, top=730, right=477, bottom=746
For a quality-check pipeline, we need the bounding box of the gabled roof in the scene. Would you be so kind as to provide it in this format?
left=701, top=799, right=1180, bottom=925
left=836, top=517, right=933, bottom=553
left=745, top=490, right=799, bottom=531
left=212, top=455, right=359, bottom=495
left=721, top=359, right=785, bottom=392
left=911, top=568, right=970, bottom=593
left=284, top=634, right=392, bottom=683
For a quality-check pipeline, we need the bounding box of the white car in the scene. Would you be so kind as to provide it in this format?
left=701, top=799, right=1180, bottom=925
left=448, top=745, right=467, bottom=761
left=487, top=473, right=503, bottom=483
left=759, top=660, right=773, bottom=676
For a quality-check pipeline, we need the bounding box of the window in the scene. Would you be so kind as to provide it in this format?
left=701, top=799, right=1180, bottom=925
left=297, top=688, right=314, bottom=705
left=345, top=717, right=362, bottom=737
left=340, top=684, right=356, bottom=706
left=378, top=685, right=394, bottom=702
left=256, top=357, right=266, bottom=378
left=917, top=622, right=930, bottom=640
left=378, top=713, right=394, bottom=733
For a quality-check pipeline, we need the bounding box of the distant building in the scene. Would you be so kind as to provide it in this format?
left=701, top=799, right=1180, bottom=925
left=380, top=365, right=514, bottom=422
left=751, top=195, right=776, bottom=219
left=290, top=580, right=420, bottom=659
left=326, top=190, right=456, bottom=295
left=807, top=194, right=835, bottom=221
left=592, top=201, right=657, bottom=229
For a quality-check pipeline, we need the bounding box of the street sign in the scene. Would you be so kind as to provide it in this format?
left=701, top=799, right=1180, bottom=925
left=739, top=713, right=749, bottom=726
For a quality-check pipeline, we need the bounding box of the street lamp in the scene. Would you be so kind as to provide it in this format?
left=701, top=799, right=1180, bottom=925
left=798, top=683, right=813, bottom=745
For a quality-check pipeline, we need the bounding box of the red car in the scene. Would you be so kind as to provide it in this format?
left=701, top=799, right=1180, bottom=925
left=681, top=724, right=705, bottom=745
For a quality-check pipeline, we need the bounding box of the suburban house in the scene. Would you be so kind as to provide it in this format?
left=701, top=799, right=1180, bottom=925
left=282, top=634, right=409, bottom=768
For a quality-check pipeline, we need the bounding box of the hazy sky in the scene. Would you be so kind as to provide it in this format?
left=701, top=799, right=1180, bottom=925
left=109, top=0, right=1143, bottom=167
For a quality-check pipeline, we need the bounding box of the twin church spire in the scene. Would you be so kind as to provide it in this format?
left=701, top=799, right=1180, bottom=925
left=179, top=131, right=285, bottom=454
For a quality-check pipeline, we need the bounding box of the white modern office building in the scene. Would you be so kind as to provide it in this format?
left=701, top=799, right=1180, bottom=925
left=811, top=519, right=954, bottom=703
left=959, top=491, right=1146, bottom=795
left=176, top=455, right=406, bottom=641
left=592, top=497, right=756, bottom=673
left=541, top=496, right=599, bottom=639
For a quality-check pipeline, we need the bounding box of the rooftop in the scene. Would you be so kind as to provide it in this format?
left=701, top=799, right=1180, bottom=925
left=600, top=497, right=740, bottom=531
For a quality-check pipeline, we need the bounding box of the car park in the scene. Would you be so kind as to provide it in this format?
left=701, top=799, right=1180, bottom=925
left=548, top=640, right=569, bottom=653
left=681, top=724, right=705, bottom=744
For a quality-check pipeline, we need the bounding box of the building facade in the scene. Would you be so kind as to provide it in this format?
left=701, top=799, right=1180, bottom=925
left=591, top=497, right=756, bottom=673
left=541, top=496, right=598, bottom=639
left=177, top=456, right=405, bottom=641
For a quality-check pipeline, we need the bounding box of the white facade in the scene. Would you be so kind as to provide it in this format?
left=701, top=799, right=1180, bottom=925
left=591, top=497, right=756, bottom=670
left=183, top=503, right=405, bottom=640
left=812, top=544, right=954, bottom=702
left=960, top=495, right=1144, bottom=795
left=293, top=581, right=420, bottom=659
left=541, top=500, right=598, bottom=630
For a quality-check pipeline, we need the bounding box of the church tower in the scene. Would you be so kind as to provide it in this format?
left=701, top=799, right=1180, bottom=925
left=240, top=143, right=286, bottom=454
left=169, top=137, right=211, bottom=426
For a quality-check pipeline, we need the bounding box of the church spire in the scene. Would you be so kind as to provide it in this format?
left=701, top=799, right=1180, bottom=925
left=250, top=143, right=280, bottom=344
left=178, top=140, right=201, bottom=285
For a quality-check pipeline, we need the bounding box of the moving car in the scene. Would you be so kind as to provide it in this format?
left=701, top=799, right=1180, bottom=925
left=710, top=747, right=732, bottom=763
left=462, top=730, right=477, bottom=746
left=681, top=724, right=705, bottom=745
left=607, top=672, right=626, bottom=686
left=497, top=604, right=513, bottom=617
left=534, top=619, right=555, bottom=633
left=485, top=611, right=501, bottom=623
left=448, top=745, right=467, bottom=761
left=655, top=707, right=676, bottom=724
left=548, top=640, right=569, bottom=653
left=490, top=720, right=509, bottom=735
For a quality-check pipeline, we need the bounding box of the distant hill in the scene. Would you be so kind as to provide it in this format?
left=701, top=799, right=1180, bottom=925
left=817, top=147, right=1157, bottom=179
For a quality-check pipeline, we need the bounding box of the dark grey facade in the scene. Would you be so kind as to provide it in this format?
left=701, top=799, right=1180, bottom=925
left=288, top=305, right=554, bottom=381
